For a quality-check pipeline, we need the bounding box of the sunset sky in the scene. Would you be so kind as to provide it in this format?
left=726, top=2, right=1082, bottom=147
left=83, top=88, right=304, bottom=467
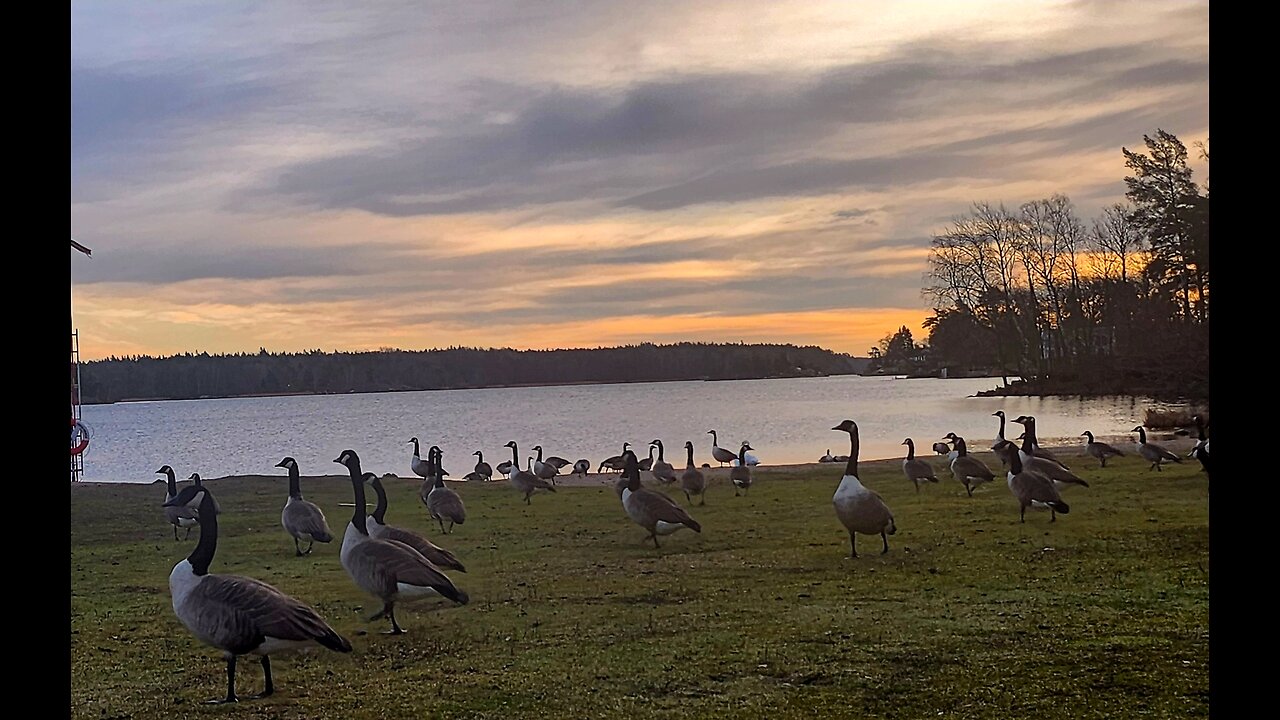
left=70, top=1, right=1208, bottom=361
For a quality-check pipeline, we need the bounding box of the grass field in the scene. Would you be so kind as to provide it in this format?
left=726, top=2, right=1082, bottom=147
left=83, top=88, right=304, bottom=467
left=70, top=451, right=1209, bottom=719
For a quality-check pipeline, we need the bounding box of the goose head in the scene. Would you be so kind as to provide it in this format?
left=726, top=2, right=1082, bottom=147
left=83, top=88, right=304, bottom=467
left=684, top=441, right=694, bottom=451
left=275, top=457, right=298, bottom=470
left=156, top=465, right=174, bottom=477
left=942, top=432, right=959, bottom=443
left=992, top=411, right=1005, bottom=418
left=334, top=449, right=361, bottom=471
left=1081, top=431, right=1094, bottom=441
left=832, top=420, right=857, bottom=434
left=621, top=450, right=643, bottom=491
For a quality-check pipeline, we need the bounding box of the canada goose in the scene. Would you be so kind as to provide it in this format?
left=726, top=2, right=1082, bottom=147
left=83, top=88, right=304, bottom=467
left=165, top=488, right=351, bottom=703
left=334, top=449, right=468, bottom=635
left=991, top=411, right=1010, bottom=453
left=650, top=440, right=677, bottom=484
left=573, top=459, right=591, bottom=479
left=819, top=449, right=836, bottom=463
left=504, top=441, right=557, bottom=504
left=1009, top=415, right=1070, bottom=469
left=994, top=442, right=1069, bottom=523
left=940, top=433, right=995, bottom=497
left=531, top=445, right=561, bottom=484
left=618, top=450, right=702, bottom=547
left=1132, top=426, right=1182, bottom=471
left=1188, top=415, right=1210, bottom=476
left=931, top=441, right=959, bottom=463
left=408, top=437, right=431, bottom=480
left=364, top=471, right=465, bottom=572
left=638, top=445, right=655, bottom=472
left=186, top=473, right=223, bottom=514
left=496, top=460, right=514, bottom=480
left=1081, top=431, right=1124, bottom=468
left=1009, top=418, right=1089, bottom=490
left=158, top=465, right=200, bottom=540
left=901, top=439, right=940, bottom=493
left=737, top=445, right=761, bottom=466
left=424, top=447, right=467, bottom=534
left=273, top=458, right=334, bottom=556
left=708, top=430, right=738, bottom=467
left=729, top=443, right=753, bottom=496
left=831, top=420, right=897, bottom=558
left=472, top=451, right=493, bottom=482
left=680, top=441, right=707, bottom=505
left=544, top=455, right=572, bottom=470
left=598, top=442, right=631, bottom=474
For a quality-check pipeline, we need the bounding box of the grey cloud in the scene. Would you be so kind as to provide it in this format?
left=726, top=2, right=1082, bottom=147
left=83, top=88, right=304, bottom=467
left=74, top=242, right=414, bottom=285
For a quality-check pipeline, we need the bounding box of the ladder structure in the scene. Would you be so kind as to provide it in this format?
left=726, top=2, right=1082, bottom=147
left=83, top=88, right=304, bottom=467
left=71, top=330, right=84, bottom=482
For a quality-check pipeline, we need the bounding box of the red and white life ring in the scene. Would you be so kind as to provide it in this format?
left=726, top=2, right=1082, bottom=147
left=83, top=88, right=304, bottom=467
left=71, top=418, right=90, bottom=455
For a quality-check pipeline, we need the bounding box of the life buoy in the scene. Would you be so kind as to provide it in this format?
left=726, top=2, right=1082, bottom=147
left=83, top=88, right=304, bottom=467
left=71, top=418, right=90, bottom=456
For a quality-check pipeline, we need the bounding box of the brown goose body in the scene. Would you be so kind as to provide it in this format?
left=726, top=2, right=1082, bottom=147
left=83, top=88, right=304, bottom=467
left=901, top=439, right=940, bottom=493
left=1081, top=431, right=1124, bottom=467
left=421, top=447, right=466, bottom=533
left=1133, top=426, right=1183, bottom=471
left=996, top=443, right=1069, bottom=522
left=1011, top=417, right=1089, bottom=490
left=365, top=473, right=466, bottom=572
left=166, top=488, right=351, bottom=703
left=650, top=440, right=677, bottom=484
left=618, top=451, right=702, bottom=547
left=831, top=420, right=896, bottom=557
left=941, top=434, right=995, bottom=497
left=274, top=458, right=334, bottom=556
left=335, top=450, right=468, bottom=635
left=680, top=441, right=706, bottom=505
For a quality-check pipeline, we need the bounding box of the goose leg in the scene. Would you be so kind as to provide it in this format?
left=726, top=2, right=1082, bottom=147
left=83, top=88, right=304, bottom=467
left=294, top=538, right=303, bottom=557
left=651, top=533, right=661, bottom=549
left=1050, top=510, right=1057, bottom=522
left=186, top=526, right=193, bottom=540
left=881, top=531, right=889, bottom=554
left=305, top=539, right=315, bottom=555
left=173, top=525, right=179, bottom=541
left=251, top=656, right=274, bottom=699
left=848, top=532, right=858, bottom=559
left=1020, top=506, right=1026, bottom=523
left=208, top=656, right=238, bottom=704
left=387, top=606, right=405, bottom=635
left=965, top=484, right=974, bottom=498
left=700, top=494, right=706, bottom=506
left=437, top=518, right=446, bottom=533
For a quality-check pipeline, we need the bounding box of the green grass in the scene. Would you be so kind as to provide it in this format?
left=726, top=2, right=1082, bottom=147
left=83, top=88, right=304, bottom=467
left=71, top=453, right=1209, bottom=719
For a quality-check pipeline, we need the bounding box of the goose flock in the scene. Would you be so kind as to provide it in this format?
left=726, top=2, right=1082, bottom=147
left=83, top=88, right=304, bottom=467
left=154, top=412, right=1203, bottom=703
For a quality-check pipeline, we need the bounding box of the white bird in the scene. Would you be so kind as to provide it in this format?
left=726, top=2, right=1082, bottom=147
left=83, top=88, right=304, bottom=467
left=165, top=487, right=351, bottom=703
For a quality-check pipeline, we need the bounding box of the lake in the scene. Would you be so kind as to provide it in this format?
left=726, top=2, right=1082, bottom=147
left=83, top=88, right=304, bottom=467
left=77, top=375, right=1182, bottom=483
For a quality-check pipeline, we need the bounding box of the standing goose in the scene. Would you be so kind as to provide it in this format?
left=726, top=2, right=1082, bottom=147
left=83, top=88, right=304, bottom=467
left=159, top=465, right=200, bottom=540
left=819, top=449, right=836, bottom=463
left=1010, top=417, right=1090, bottom=490
left=941, top=433, right=995, bottom=497
left=931, top=441, right=959, bottom=463
left=1188, top=415, right=1210, bottom=476
left=995, top=442, right=1069, bottom=523
left=901, top=439, right=940, bottom=493
left=424, top=447, right=467, bottom=534
left=165, top=488, right=351, bottom=703
left=503, top=441, right=557, bottom=504
left=334, top=449, right=469, bottom=635
left=708, top=430, right=738, bottom=467
left=729, top=442, right=753, bottom=496
left=650, top=440, right=677, bottom=484
left=1081, top=431, right=1124, bottom=468
left=1133, top=426, right=1183, bottom=471
left=573, top=459, right=591, bottom=479
left=364, top=471, right=466, bottom=572
left=1009, top=415, right=1070, bottom=469
left=472, top=451, right=493, bottom=482
left=273, top=458, right=334, bottom=556
left=991, top=411, right=1012, bottom=457
left=618, top=450, right=702, bottom=547
left=495, top=459, right=514, bottom=480
left=831, top=420, right=897, bottom=558
left=531, top=445, right=561, bottom=484
left=637, top=445, right=655, bottom=472
left=598, top=442, right=631, bottom=474
left=680, top=441, right=707, bottom=505
left=408, top=437, right=431, bottom=480
left=544, top=455, right=572, bottom=470
left=738, top=445, right=760, bottom=467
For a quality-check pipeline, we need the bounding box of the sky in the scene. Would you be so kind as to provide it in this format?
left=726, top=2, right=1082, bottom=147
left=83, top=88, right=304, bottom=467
left=70, top=0, right=1209, bottom=361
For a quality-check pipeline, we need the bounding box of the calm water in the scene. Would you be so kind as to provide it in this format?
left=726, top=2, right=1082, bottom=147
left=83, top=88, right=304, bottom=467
left=78, top=376, right=1181, bottom=483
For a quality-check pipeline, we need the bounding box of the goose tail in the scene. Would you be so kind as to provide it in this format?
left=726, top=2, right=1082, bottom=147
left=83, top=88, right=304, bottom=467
left=316, top=626, right=353, bottom=653
left=313, top=530, right=334, bottom=543
left=886, top=517, right=897, bottom=535
left=1049, top=500, right=1070, bottom=514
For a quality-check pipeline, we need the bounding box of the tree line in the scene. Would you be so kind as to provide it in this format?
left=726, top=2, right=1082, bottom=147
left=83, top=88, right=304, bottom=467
left=80, top=342, right=870, bottom=404
left=871, top=129, right=1209, bottom=400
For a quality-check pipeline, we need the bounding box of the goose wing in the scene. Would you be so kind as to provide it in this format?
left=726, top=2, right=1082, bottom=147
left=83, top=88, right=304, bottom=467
left=192, top=574, right=351, bottom=654
left=1010, top=469, right=1065, bottom=505
left=427, top=487, right=468, bottom=523
left=381, top=525, right=466, bottom=572
left=358, top=539, right=468, bottom=603
left=633, top=489, right=702, bottom=530
left=283, top=500, right=333, bottom=542
left=904, top=458, right=938, bottom=479
left=1027, top=456, right=1089, bottom=487
left=951, top=455, right=995, bottom=481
